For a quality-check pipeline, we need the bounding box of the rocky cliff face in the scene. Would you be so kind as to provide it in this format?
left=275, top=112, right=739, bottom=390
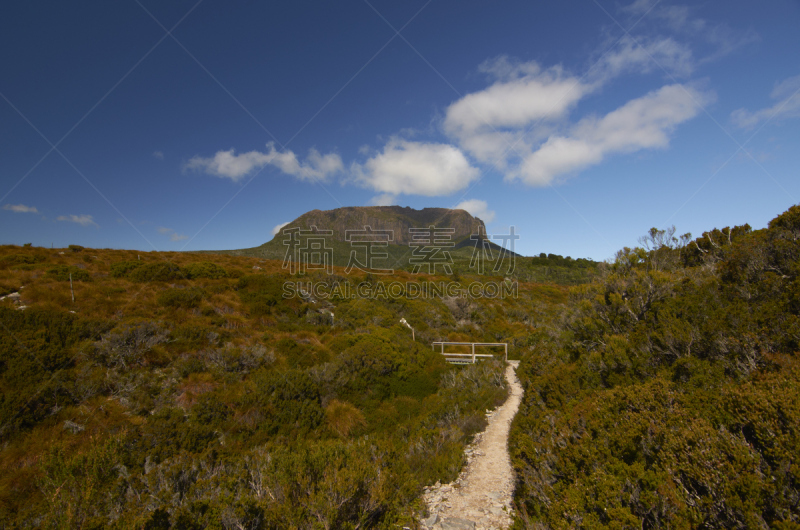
left=269, top=206, right=486, bottom=245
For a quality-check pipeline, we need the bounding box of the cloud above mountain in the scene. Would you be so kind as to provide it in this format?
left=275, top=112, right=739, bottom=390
left=186, top=0, right=745, bottom=198
left=441, top=44, right=711, bottom=187
left=186, top=143, right=343, bottom=182
left=3, top=204, right=38, bottom=214
left=56, top=214, right=97, bottom=227
left=271, top=221, right=290, bottom=236
left=157, top=227, right=188, bottom=242
left=352, top=139, right=480, bottom=199
left=514, top=84, right=713, bottom=185
left=443, top=61, right=589, bottom=141
left=454, top=199, right=495, bottom=223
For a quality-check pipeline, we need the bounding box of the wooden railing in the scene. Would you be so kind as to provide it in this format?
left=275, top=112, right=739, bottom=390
left=431, top=342, right=508, bottom=364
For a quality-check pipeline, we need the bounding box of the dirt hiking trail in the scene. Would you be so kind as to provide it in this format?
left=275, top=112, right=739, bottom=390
left=421, top=360, right=524, bottom=530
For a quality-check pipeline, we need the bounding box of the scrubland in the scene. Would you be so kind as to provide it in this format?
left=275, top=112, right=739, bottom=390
left=2, top=204, right=799, bottom=528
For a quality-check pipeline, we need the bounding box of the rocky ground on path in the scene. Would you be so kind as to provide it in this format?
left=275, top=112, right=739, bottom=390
left=420, top=361, right=524, bottom=530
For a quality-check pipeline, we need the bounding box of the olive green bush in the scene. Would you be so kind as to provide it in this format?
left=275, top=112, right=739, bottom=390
left=183, top=261, right=228, bottom=279
left=157, top=287, right=206, bottom=309
left=510, top=208, right=800, bottom=529
left=128, top=262, right=184, bottom=282
left=47, top=265, right=91, bottom=282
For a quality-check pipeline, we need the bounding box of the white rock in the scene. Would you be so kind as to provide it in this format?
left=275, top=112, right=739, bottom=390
left=440, top=518, right=475, bottom=530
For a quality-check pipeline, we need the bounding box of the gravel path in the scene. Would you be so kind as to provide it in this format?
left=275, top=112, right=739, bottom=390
left=421, top=361, right=524, bottom=530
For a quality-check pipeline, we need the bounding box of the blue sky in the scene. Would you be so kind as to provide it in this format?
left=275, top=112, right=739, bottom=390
left=1, top=0, right=799, bottom=260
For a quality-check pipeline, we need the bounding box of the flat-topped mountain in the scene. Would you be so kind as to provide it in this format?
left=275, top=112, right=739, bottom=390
left=215, top=205, right=564, bottom=275
left=267, top=206, right=487, bottom=245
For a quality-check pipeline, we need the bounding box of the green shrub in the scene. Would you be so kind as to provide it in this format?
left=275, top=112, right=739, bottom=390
left=191, top=393, right=230, bottom=426
left=263, top=440, right=391, bottom=526
left=508, top=208, right=800, bottom=528
left=0, top=307, right=111, bottom=434
left=172, top=324, right=222, bottom=345
left=242, top=369, right=324, bottom=436
left=201, top=343, right=273, bottom=373
left=135, top=407, right=216, bottom=463
left=68, top=245, right=84, bottom=252
left=111, top=260, right=184, bottom=281
left=0, top=281, right=18, bottom=297
left=237, top=274, right=287, bottom=316
left=47, top=265, right=91, bottom=282
left=273, top=338, right=330, bottom=368
left=182, top=262, right=228, bottom=279
left=90, top=322, right=169, bottom=370
left=157, top=288, right=205, bottom=309
left=38, top=437, right=123, bottom=528
left=0, top=254, right=43, bottom=267
left=176, top=355, right=207, bottom=377
left=325, top=399, right=366, bottom=437
left=110, top=260, right=142, bottom=278
left=128, top=262, right=184, bottom=282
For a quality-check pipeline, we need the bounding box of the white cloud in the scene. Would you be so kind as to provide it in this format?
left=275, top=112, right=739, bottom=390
left=594, top=35, right=694, bottom=79
left=442, top=46, right=696, bottom=173
left=182, top=5, right=740, bottom=197
left=271, top=222, right=290, bottom=236
left=515, top=84, right=712, bottom=186
left=444, top=59, right=589, bottom=142
left=441, top=48, right=710, bottom=187
left=185, top=143, right=343, bottom=182
left=157, top=226, right=188, bottom=241
left=56, top=214, right=98, bottom=227
left=622, top=0, right=758, bottom=63
left=731, top=74, right=800, bottom=129
left=772, top=75, right=800, bottom=101
left=3, top=203, right=38, bottom=214
left=622, top=0, right=654, bottom=15
left=700, top=25, right=759, bottom=64
left=269, top=145, right=344, bottom=182
left=352, top=139, right=480, bottom=197
left=454, top=199, right=495, bottom=223
left=624, top=0, right=697, bottom=30
left=369, top=193, right=396, bottom=206
left=186, top=149, right=272, bottom=180
left=153, top=150, right=164, bottom=160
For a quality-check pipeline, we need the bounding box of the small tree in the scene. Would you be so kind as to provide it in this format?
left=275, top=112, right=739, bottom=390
left=638, top=226, right=691, bottom=271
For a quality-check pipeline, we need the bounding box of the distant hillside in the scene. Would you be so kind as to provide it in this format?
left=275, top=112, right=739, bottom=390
left=203, top=205, right=597, bottom=283
left=264, top=206, right=486, bottom=245
left=216, top=206, right=506, bottom=272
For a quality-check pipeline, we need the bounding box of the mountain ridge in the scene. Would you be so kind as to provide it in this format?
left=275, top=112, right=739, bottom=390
left=266, top=205, right=488, bottom=246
